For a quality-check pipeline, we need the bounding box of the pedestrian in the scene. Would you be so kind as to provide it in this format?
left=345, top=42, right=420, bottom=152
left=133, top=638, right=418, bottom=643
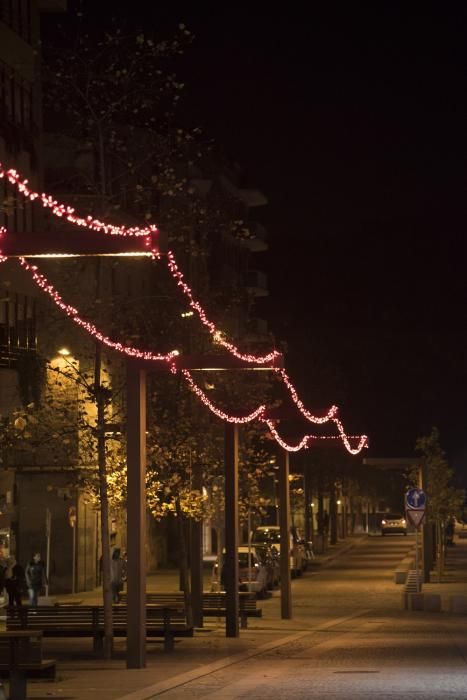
left=121, top=551, right=128, bottom=584
left=0, top=557, right=6, bottom=606
left=110, top=548, right=124, bottom=603
left=5, top=557, right=25, bottom=606
left=25, top=552, right=48, bottom=607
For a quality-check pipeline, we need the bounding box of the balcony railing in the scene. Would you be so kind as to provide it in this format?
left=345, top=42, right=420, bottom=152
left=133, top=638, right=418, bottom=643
left=246, top=269, right=268, bottom=297
left=0, top=293, right=37, bottom=368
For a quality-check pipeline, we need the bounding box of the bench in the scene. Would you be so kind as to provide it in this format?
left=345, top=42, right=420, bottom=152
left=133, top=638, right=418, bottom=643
left=120, top=591, right=262, bottom=628
left=7, top=604, right=193, bottom=653
left=0, top=630, right=56, bottom=700
left=202, top=592, right=261, bottom=629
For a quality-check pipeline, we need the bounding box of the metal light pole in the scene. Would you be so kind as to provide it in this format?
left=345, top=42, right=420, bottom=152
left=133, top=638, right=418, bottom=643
left=45, top=508, right=51, bottom=598
left=126, top=360, right=147, bottom=669
left=224, top=423, right=239, bottom=637
left=278, top=449, right=292, bottom=619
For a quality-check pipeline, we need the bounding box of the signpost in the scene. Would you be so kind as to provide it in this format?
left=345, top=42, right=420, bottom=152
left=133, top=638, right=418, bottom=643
left=405, top=488, right=426, bottom=592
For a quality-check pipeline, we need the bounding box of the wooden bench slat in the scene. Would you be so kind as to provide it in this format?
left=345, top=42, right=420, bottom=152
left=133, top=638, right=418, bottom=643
left=119, top=591, right=261, bottom=618
left=6, top=605, right=193, bottom=653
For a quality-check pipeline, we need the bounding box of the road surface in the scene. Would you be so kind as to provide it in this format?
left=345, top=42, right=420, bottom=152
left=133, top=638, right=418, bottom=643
left=154, top=536, right=467, bottom=700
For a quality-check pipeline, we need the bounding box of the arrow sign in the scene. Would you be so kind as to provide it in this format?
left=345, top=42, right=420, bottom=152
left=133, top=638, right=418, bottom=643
left=406, top=488, right=426, bottom=510
left=406, top=509, right=425, bottom=529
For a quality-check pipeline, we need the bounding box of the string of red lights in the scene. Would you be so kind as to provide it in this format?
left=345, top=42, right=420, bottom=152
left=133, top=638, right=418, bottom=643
left=182, top=370, right=366, bottom=453
left=18, top=257, right=178, bottom=363
left=181, top=369, right=268, bottom=423
left=0, top=161, right=368, bottom=453
left=0, top=166, right=155, bottom=240
left=166, top=251, right=280, bottom=365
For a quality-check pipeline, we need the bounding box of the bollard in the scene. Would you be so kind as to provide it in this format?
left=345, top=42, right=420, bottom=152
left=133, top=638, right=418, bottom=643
left=423, top=594, right=441, bottom=612
left=408, top=593, right=424, bottom=611
left=449, top=595, right=467, bottom=614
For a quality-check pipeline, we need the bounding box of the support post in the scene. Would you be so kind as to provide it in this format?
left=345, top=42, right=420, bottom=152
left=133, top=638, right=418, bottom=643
left=126, top=360, right=147, bottom=668
left=420, top=461, right=433, bottom=582
left=278, top=449, right=292, bottom=619
left=224, top=423, right=239, bottom=637
left=304, top=464, right=312, bottom=544
left=330, top=485, right=338, bottom=545
left=190, top=461, right=204, bottom=627
left=45, top=508, right=51, bottom=598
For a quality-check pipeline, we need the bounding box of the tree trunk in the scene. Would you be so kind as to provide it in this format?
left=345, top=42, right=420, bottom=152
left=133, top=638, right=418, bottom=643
left=175, top=498, right=193, bottom=627
left=317, top=479, right=324, bottom=536
left=342, top=496, right=347, bottom=539
left=95, top=342, right=113, bottom=659
left=304, top=465, right=312, bottom=544
left=330, top=486, right=338, bottom=546
left=437, top=520, right=444, bottom=581
left=97, top=124, right=108, bottom=213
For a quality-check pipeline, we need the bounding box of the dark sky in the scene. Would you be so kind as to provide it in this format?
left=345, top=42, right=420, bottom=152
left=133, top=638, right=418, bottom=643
left=45, top=4, right=467, bottom=470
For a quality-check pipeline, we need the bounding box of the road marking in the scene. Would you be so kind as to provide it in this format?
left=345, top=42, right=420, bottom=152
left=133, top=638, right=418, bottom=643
left=115, top=609, right=371, bottom=700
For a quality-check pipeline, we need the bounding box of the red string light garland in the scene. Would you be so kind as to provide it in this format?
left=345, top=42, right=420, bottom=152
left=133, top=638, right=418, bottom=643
left=18, top=257, right=178, bottom=363
left=275, top=368, right=339, bottom=423
left=181, top=369, right=267, bottom=423
left=166, top=251, right=281, bottom=365
left=0, top=166, right=156, bottom=240
left=182, top=370, right=368, bottom=453
left=0, top=162, right=369, bottom=453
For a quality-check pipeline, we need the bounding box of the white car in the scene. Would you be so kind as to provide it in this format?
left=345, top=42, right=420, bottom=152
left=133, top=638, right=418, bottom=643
left=251, top=525, right=308, bottom=578
left=212, top=546, right=269, bottom=598
left=381, top=513, right=407, bottom=536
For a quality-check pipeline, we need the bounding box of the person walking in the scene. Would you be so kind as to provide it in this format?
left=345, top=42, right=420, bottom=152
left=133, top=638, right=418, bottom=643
left=5, top=557, right=25, bottom=606
left=25, top=552, right=47, bottom=607
left=0, top=557, right=6, bottom=605
left=110, top=548, right=125, bottom=603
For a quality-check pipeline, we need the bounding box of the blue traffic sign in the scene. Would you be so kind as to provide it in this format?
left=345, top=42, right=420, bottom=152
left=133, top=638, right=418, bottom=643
left=406, top=488, right=426, bottom=510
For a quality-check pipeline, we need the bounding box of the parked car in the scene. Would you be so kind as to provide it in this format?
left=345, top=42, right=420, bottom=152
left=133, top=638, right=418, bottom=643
left=251, top=525, right=308, bottom=577
left=211, top=546, right=269, bottom=598
left=380, top=513, right=407, bottom=536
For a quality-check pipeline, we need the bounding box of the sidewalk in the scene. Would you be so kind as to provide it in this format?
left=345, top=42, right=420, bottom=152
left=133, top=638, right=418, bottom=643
left=421, top=531, right=467, bottom=608
left=50, top=535, right=365, bottom=606
left=3, top=536, right=364, bottom=700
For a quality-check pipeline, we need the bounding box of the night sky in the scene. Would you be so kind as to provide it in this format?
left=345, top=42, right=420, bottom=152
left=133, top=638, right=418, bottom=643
left=44, top=5, right=467, bottom=470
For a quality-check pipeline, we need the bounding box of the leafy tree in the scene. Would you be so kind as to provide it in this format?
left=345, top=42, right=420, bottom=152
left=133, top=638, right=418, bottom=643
left=37, top=13, right=276, bottom=651
left=415, top=427, right=465, bottom=578
left=0, top=407, right=31, bottom=467
left=42, top=19, right=198, bottom=656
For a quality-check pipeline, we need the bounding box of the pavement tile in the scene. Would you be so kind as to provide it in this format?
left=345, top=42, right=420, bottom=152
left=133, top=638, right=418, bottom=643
left=4, top=533, right=467, bottom=700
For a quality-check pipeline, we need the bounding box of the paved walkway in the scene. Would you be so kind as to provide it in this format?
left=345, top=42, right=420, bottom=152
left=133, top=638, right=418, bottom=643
left=3, top=532, right=466, bottom=699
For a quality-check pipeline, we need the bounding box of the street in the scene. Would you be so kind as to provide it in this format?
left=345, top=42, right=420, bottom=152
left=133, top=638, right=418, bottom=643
left=22, top=534, right=467, bottom=700
left=152, top=536, right=467, bottom=700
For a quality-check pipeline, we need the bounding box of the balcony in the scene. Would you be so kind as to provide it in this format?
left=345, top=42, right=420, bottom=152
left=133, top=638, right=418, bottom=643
left=241, top=223, right=268, bottom=252
left=246, top=270, right=268, bottom=298
left=245, top=317, right=271, bottom=343
left=0, top=293, right=37, bottom=368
